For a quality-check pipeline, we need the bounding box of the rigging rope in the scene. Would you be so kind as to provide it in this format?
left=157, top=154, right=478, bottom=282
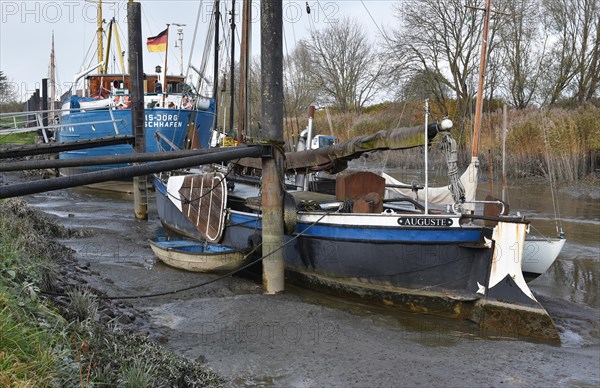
left=195, top=8, right=216, bottom=95
left=540, top=112, right=563, bottom=235
left=185, top=0, right=205, bottom=82
left=360, top=0, right=386, bottom=39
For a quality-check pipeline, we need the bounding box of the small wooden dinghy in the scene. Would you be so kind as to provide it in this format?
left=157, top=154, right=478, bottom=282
left=149, top=238, right=248, bottom=273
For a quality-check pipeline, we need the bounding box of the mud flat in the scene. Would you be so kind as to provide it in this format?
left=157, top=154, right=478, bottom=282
left=14, top=176, right=600, bottom=387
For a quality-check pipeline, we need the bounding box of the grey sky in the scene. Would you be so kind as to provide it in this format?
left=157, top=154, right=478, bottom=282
left=0, top=0, right=398, bottom=102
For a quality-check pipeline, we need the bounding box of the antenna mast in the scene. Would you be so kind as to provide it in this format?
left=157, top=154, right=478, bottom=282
left=173, top=24, right=186, bottom=76
left=213, top=0, right=221, bottom=131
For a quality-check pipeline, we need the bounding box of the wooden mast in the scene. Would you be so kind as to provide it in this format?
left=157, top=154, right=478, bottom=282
left=112, top=19, right=127, bottom=74
left=471, top=0, right=492, bottom=159
left=103, top=18, right=113, bottom=73
left=237, top=0, right=251, bottom=144
left=97, top=0, right=104, bottom=74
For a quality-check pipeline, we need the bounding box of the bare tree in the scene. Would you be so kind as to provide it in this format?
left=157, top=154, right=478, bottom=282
left=387, top=0, right=488, bottom=126
left=307, top=18, right=387, bottom=113
left=399, top=68, right=452, bottom=104
left=284, top=41, right=318, bottom=117
left=574, top=0, right=600, bottom=102
left=541, top=0, right=599, bottom=105
left=499, top=0, right=547, bottom=108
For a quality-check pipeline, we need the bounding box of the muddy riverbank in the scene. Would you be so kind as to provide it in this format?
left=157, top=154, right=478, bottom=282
left=1, top=168, right=592, bottom=387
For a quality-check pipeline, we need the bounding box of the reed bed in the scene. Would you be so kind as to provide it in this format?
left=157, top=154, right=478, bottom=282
left=290, top=103, right=599, bottom=182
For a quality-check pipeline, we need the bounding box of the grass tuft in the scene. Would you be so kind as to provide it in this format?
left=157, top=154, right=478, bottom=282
left=120, top=357, right=156, bottom=388
left=66, top=288, right=98, bottom=323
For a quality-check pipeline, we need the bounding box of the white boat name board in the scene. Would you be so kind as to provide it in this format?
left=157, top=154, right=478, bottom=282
left=397, top=217, right=454, bottom=227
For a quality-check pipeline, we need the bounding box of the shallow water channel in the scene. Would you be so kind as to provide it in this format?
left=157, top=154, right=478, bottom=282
left=21, top=175, right=600, bottom=386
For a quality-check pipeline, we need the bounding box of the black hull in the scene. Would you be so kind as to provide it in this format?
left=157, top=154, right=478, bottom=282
left=220, top=223, right=490, bottom=300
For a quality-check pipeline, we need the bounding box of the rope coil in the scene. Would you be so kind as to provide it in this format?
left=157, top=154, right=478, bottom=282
left=440, top=132, right=466, bottom=204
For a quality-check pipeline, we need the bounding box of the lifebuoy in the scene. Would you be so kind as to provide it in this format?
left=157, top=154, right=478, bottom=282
left=182, top=97, right=193, bottom=110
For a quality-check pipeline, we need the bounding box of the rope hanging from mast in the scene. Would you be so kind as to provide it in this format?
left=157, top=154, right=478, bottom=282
left=441, top=132, right=466, bottom=204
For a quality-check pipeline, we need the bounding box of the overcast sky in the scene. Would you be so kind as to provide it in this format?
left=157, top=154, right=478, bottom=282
left=0, top=0, right=399, bottom=101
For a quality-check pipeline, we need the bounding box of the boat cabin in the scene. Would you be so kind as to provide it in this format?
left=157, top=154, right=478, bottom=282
left=85, top=74, right=186, bottom=98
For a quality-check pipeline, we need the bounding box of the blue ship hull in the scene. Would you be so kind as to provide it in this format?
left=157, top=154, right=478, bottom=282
left=56, top=106, right=214, bottom=173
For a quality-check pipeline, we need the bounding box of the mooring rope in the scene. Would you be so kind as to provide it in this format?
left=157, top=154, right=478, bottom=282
left=41, top=206, right=337, bottom=301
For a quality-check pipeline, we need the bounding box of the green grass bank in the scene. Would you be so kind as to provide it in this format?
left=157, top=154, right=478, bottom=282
left=0, top=198, right=223, bottom=387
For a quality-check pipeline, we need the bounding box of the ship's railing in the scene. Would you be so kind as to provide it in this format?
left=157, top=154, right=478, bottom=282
left=109, top=92, right=211, bottom=111
left=0, top=108, right=125, bottom=143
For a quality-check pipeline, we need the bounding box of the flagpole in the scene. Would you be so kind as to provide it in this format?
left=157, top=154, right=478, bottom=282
left=161, top=24, right=170, bottom=107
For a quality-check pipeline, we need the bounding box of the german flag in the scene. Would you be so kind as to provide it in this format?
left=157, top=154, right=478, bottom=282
left=147, top=28, right=168, bottom=53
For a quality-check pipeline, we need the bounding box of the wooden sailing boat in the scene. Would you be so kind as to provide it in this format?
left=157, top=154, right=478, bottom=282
left=380, top=3, right=566, bottom=282
left=152, top=0, right=561, bottom=343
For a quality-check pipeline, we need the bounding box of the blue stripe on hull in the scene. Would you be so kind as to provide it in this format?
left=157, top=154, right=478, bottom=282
left=295, top=223, right=482, bottom=243
left=228, top=212, right=482, bottom=243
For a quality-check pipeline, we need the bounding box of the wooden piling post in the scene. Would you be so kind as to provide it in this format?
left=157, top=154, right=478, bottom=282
left=229, top=0, right=236, bottom=136
left=501, top=104, right=507, bottom=202
left=41, top=79, right=48, bottom=128
left=128, top=1, right=148, bottom=220
left=261, top=0, right=285, bottom=294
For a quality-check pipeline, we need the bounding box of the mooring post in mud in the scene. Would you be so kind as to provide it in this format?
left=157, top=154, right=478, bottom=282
left=41, top=78, right=48, bottom=128
left=128, top=1, right=148, bottom=220
left=261, top=0, right=285, bottom=294
left=41, top=78, right=49, bottom=142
